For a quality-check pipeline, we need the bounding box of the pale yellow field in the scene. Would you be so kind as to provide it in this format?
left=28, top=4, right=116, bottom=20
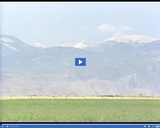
left=1, top=95, right=160, bottom=100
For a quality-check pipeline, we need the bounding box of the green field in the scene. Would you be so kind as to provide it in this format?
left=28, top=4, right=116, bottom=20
left=1, top=99, right=160, bottom=122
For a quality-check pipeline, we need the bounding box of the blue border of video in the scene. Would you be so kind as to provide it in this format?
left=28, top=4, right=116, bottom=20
left=1, top=124, right=160, bottom=128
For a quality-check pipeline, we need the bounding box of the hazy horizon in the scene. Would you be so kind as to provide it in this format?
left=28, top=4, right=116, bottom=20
left=1, top=2, right=160, bottom=45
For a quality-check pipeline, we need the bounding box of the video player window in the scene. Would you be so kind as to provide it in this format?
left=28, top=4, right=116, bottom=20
left=0, top=2, right=160, bottom=122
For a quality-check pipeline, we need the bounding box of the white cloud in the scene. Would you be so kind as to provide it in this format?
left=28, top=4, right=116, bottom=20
left=98, top=23, right=131, bottom=36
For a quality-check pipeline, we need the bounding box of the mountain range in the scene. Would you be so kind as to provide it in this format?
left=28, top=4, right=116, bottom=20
left=1, top=34, right=160, bottom=96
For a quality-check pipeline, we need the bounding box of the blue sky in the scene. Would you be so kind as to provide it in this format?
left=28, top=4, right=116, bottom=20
left=1, top=2, right=160, bottom=45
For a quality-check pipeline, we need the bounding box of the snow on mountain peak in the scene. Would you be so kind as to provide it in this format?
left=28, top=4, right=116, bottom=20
left=29, top=42, right=47, bottom=48
left=101, top=35, right=158, bottom=44
left=58, top=43, right=73, bottom=47
left=73, top=40, right=88, bottom=49
left=2, top=43, right=18, bottom=51
left=0, top=38, right=14, bottom=43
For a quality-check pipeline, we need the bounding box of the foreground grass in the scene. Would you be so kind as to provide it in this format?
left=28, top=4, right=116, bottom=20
left=1, top=99, right=160, bottom=122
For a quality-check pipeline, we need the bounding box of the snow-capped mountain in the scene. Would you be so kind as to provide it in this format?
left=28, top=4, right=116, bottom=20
left=0, top=35, right=26, bottom=53
left=73, top=40, right=88, bottom=49
left=0, top=34, right=91, bottom=50
left=1, top=34, right=160, bottom=96
left=100, top=35, right=158, bottom=44
left=28, top=42, right=48, bottom=48
left=0, top=34, right=44, bottom=56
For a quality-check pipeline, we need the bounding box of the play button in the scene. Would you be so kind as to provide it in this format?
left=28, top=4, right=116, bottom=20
left=75, top=58, right=86, bottom=66
left=79, top=60, right=82, bottom=64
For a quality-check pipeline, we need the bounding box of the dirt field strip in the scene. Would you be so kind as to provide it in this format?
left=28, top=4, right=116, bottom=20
left=1, top=96, right=160, bottom=100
